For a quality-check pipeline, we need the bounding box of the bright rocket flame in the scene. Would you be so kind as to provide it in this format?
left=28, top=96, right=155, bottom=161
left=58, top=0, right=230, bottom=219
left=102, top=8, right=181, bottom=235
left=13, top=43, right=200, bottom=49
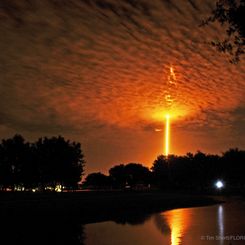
left=165, top=114, right=170, bottom=156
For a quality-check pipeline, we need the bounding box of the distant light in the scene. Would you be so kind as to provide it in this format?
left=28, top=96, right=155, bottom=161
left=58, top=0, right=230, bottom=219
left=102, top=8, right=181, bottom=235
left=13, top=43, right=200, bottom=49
left=155, top=128, right=162, bottom=132
left=55, top=185, right=62, bottom=192
left=215, top=180, right=224, bottom=189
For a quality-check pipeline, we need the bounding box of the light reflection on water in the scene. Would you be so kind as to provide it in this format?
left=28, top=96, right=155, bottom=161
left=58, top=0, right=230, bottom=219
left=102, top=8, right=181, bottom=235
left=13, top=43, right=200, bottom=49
left=152, top=208, right=191, bottom=245
left=85, top=200, right=245, bottom=245
left=162, top=208, right=191, bottom=245
left=0, top=200, right=244, bottom=245
left=218, top=205, right=224, bottom=245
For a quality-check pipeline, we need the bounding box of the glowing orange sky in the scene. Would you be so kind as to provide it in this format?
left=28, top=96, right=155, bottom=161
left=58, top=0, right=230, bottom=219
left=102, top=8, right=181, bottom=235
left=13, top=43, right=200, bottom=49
left=0, top=0, right=244, bottom=174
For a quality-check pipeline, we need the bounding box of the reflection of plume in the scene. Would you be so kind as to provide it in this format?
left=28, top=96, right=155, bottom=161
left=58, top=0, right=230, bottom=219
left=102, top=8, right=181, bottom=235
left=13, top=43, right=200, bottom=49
left=163, top=208, right=191, bottom=245
left=153, top=214, right=171, bottom=235
left=164, top=66, right=177, bottom=109
left=153, top=209, right=191, bottom=245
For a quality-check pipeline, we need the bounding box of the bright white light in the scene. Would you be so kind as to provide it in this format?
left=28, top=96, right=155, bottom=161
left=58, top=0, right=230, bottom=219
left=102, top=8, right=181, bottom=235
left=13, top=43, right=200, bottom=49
left=215, top=180, right=224, bottom=189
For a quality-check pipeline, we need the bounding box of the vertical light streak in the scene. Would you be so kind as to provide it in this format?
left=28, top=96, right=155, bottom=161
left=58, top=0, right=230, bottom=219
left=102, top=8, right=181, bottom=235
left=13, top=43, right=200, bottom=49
left=163, top=208, right=191, bottom=245
left=165, top=114, right=170, bottom=156
left=161, top=65, right=176, bottom=156
left=218, top=205, right=224, bottom=245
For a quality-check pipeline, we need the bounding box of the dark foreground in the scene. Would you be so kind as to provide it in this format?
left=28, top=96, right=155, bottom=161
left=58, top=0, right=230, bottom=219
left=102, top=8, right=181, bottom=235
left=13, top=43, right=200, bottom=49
left=0, top=191, right=221, bottom=223
left=0, top=191, right=224, bottom=245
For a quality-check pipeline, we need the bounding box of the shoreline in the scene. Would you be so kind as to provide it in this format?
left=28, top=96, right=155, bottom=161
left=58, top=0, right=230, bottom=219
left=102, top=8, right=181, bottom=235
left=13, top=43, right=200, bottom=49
left=0, top=191, right=222, bottom=224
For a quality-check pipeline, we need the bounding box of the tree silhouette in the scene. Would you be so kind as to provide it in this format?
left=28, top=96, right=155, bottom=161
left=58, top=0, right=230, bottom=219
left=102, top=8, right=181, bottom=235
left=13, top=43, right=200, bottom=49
left=20, top=143, right=39, bottom=189
left=34, top=136, right=85, bottom=190
left=0, top=134, right=29, bottom=190
left=0, top=134, right=244, bottom=193
left=168, top=155, right=192, bottom=189
left=109, top=163, right=151, bottom=189
left=82, top=172, right=111, bottom=189
left=109, top=164, right=126, bottom=188
left=151, top=149, right=244, bottom=192
left=0, top=135, right=85, bottom=191
left=151, top=155, right=170, bottom=189
left=202, top=0, right=244, bottom=63
left=222, top=148, right=245, bottom=186
left=124, top=163, right=151, bottom=187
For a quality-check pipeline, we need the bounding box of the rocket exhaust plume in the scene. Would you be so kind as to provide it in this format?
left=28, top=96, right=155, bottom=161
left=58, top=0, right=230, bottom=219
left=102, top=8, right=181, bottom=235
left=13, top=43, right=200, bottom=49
left=164, top=66, right=177, bottom=156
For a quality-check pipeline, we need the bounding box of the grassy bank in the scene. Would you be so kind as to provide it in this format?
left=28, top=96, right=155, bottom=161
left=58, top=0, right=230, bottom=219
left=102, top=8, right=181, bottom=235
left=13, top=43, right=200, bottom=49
left=0, top=191, right=221, bottom=224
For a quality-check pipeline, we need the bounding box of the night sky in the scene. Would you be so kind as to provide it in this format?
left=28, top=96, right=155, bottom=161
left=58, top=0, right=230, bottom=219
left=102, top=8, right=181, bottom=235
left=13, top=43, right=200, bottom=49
left=0, top=0, right=244, bottom=174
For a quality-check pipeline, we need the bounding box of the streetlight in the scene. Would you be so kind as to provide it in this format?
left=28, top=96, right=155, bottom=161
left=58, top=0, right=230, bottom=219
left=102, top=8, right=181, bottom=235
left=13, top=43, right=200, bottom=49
left=215, top=180, right=224, bottom=190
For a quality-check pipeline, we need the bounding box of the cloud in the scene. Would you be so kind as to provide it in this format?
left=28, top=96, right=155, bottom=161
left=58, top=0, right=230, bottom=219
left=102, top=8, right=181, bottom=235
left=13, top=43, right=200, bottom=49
left=0, top=0, right=244, bottom=171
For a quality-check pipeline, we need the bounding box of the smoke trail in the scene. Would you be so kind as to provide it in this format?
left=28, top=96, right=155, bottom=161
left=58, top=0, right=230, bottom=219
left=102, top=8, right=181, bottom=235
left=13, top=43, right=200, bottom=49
left=163, top=66, right=177, bottom=156
left=164, top=66, right=177, bottom=111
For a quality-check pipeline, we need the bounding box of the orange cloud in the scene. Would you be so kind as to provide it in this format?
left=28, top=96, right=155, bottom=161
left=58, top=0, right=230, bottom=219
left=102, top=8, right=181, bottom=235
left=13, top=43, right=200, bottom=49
left=0, top=0, right=244, bottom=173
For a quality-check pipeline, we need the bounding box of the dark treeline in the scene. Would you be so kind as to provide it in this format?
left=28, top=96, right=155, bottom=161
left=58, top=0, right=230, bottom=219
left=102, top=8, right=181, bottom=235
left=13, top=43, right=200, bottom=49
left=0, top=135, right=244, bottom=193
left=83, top=149, right=245, bottom=193
left=0, top=135, right=85, bottom=191
left=83, top=163, right=151, bottom=190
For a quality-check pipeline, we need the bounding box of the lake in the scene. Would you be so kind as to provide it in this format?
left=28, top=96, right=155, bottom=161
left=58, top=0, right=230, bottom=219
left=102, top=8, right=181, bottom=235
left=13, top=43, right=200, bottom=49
left=85, top=198, right=245, bottom=245
left=1, top=197, right=244, bottom=245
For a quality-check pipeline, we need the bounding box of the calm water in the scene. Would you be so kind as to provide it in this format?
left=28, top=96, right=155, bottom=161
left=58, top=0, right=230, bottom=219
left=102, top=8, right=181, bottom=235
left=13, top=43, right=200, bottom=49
left=85, top=199, right=245, bottom=245
left=1, top=199, right=244, bottom=244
